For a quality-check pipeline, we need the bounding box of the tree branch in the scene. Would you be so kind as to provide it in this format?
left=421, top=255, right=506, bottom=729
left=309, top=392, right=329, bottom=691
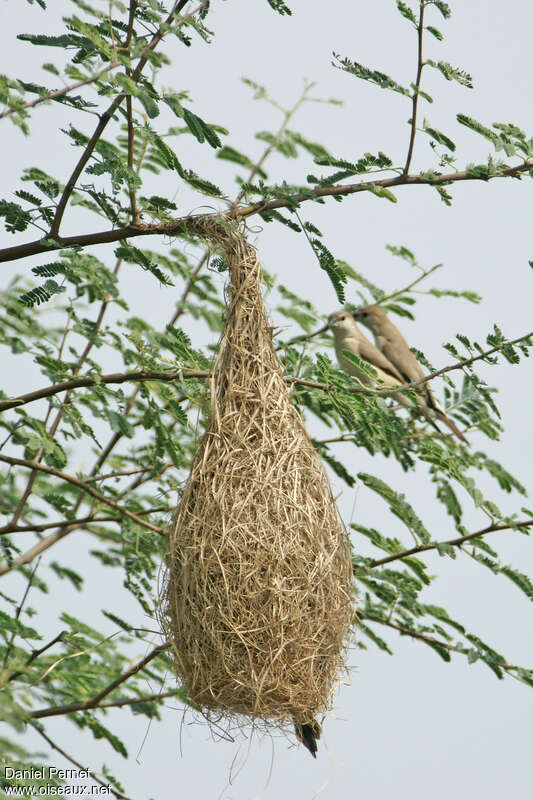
left=3, top=326, right=531, bottom=414
left=125, top=1, right=139, bottom=224
left=0, top=454, right=165, bottom=538
left=0, top=61, right=122, bottom=122
left=32, top=725, right=132, bottom=800
left=378, top=262, right=442, bottom=304
left=48, top=0, right=195, bottom=237
left=0, top=368, right=210, bottom=412
left=30, top=642, right=169, bottom=719
left=368, top=517, right=533, bottom=568
left=2, top=160, right=533, bottom=265
left=359, top=612, right=533, bottom=678
left=0, top=514, right=130, bottom=536
left=1, top=559, right=41, bottom=672
left=32, top=688, right=180, bottom=720
left=6, top=631, right=66, bottom=682
left=409, top=330, right=533, bottom=389
left=403, top=1, right=426, bottom=174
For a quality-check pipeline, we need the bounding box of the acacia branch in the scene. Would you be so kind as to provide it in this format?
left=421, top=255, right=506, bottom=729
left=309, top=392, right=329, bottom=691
left=0, top=61, right=122, bottom=121
left=6, top=631, right=66, bottom=682
left=126, top=1, right=139, bottom=223
left=8, top=256, right=125, bottom=529
left=233, top=83, right=313, bottom=207
left=360, top=612, right=533, bottom=678
left=3, top=326, right=531, bottom=414
left=378, top=262, right=442, bottom=304
left=1, top=559, right=41, bottom=672
left=32, top=725, right=131, bottom=800
left=0, top=514, right=131, bottom=536
left=368, top=517, right=533, bottom=568
left=48, top=0, right=195, bottom=236
left=30, top=642, right=169, bottom=719
left=404, top=1, right=426, bottom=174
left=409, top=330, right=533, bottom=389
left=0, top=455, right=165, bottom=537
left=0, top=368, right=210, bottom=411
left=2, top=160, right=533, bottom=265
left=32, top=688, right=180, bottom=720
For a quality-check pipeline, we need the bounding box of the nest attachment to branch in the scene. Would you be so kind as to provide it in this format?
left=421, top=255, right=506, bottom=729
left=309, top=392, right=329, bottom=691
left=161, top=216, right=354, bottom=739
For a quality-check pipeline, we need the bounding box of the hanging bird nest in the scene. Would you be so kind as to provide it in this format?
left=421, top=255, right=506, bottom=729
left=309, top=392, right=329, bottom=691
left=160, top=215, right=355, bottom=737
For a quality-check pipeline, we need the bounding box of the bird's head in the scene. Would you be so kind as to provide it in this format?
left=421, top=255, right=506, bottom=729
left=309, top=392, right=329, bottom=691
left=327, top=309, right=358, bottom=336
left=352, top=305, right=387, bottom=335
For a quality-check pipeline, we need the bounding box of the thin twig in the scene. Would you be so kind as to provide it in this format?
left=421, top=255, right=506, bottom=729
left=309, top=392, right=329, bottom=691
left=359, top=612, right=533, bottom=678
left=378, top=263, right=442, bottom=304
left=0, top=514, right=128, bottom=536
left=4, top=326, right=531, bottom=414
left=404, top=1, right=426, bottom=174
left=6, top=631, right=66, bottom=682
left=233, top=83, right=313, bottom=207
left=0, top=61, right=122, bottom=121
left=126, top=1, right=139, bottom=223
left=170, top=252, right=210, bottom=324
left=1, top=559, right=41, bottom=672
left=32, top=688, right=179, bottom=719
left=368, top=517, right=533, bottom=568
left=30, top=642, right=169, bottom=719
left=8, top=258, right=123, bottom=527
left=82, top=465, right=161, bottom=484
left=3, top=160, right=533, bottom=266
left=0, top=454, right=165, bottom=538
left=48, top=0, right=195, bottom=236
left=408, top=330, right=533, bottom=389
left=32, top=725, right=131, bottom=800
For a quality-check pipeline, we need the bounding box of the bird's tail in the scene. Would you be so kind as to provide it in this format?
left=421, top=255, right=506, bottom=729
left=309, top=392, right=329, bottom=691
left=294, top=719, right=321, bottom=758
left=434, top=408, right=468, bottom=444
left=397, top=391, right=468, bottom=444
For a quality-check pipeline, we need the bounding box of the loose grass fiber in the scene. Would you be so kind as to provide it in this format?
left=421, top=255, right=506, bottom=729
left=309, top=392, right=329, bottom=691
left=161, top=217, right=354, bottom=736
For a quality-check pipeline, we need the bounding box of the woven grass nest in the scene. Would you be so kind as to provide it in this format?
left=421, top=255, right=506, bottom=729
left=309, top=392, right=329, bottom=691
left=160, top=217, right=355, bottom=753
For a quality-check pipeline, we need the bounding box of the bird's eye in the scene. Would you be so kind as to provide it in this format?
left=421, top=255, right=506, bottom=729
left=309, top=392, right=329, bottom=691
left=361, top=311, right=368, bottom=317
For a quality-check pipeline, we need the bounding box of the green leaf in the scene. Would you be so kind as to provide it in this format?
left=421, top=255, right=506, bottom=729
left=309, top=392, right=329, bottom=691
left=396, top=2, right=416, bottom=25
left=422, top=123, right=456, bottom=151
left=183, top=108, right=222, bottom=148
left=426, top=25, right=443, bottom=40
left=50, top=561, right=83, bottom=591
left=367, top=183, right=398, bottom=203
left=19, top=280, right=65, bottom=307
left=430, top=1, right=451, bottom=19
left=266, top=0, right=292, bottom=14
left=500, top=566, right=533, bottom=600
left=333, top=53, right=410, bottom=97
left=106, top=410, right=135, bottom=439
left=358, top=620, right=393, bottom=653
left=0, top=201, right=32, bottom=233
left=358, top=473, right=432, bottom=543
left=426, top=60, right=473, bottom=88
left=309, top=239, right=347, bottom=303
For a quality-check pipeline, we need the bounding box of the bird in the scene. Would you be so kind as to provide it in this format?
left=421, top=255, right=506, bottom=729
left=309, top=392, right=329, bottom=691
left=294, top=719, right=321, bottom=758
left=352, top=305, right=468, bottom=444
left=328, top=309, right=406, bottom=389
left=327, top=309, right=452, bottom=434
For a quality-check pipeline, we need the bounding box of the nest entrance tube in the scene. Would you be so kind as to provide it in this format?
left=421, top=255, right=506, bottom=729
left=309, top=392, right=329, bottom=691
left=161, top=217, right=354, bottom=742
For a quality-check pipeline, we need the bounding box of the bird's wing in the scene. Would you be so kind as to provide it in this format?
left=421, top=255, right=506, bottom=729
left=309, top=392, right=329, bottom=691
left=358, top=338, right=405, bottom=383
left=381, top=338, right=442, bottom=409
left=381, top=338, right=425, bottom=383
